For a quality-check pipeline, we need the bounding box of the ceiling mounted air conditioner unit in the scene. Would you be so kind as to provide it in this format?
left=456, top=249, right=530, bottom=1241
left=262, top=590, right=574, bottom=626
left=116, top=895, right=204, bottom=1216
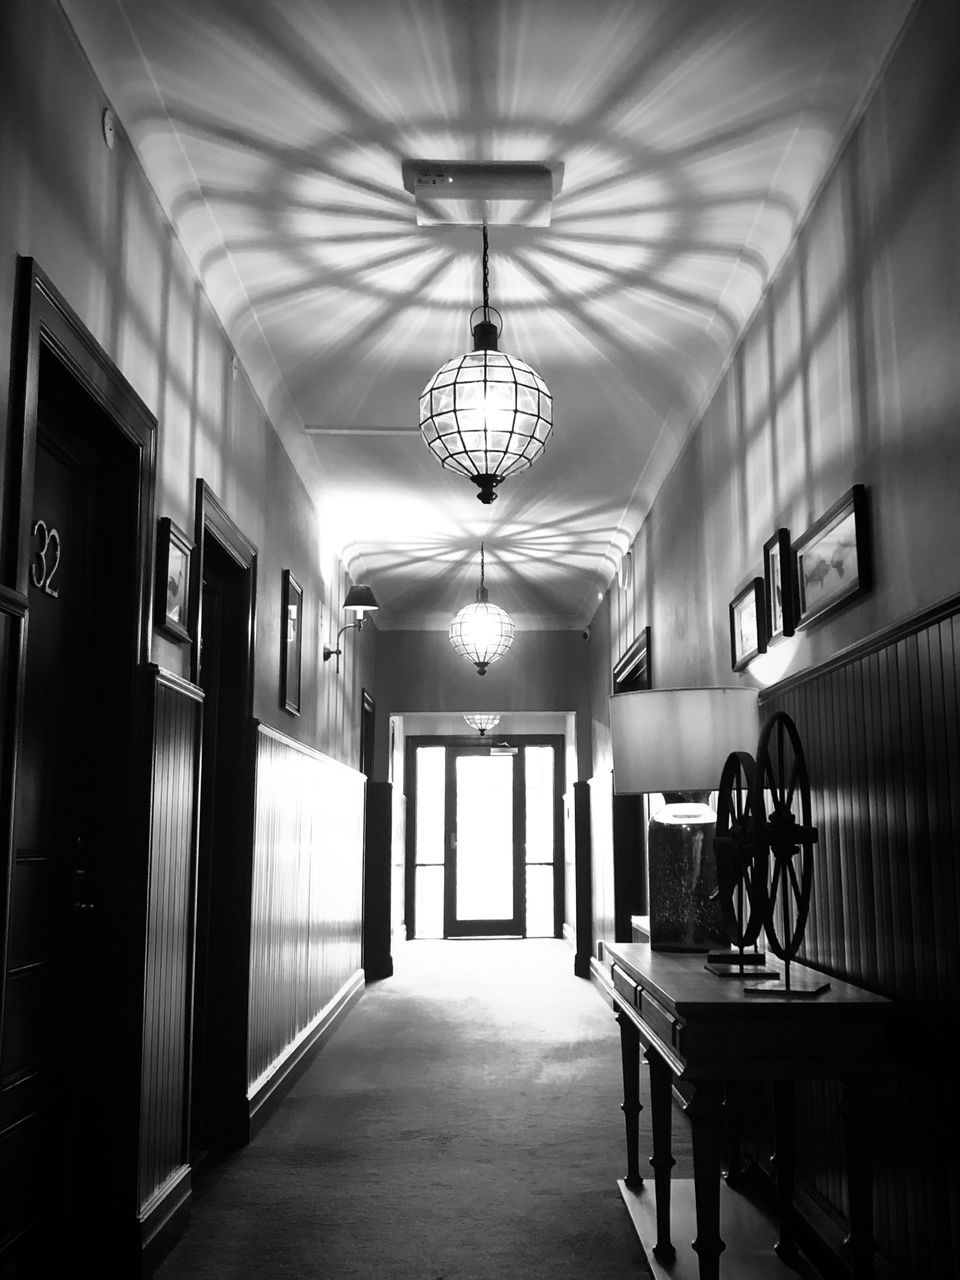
left=401, top=160, right=562, bottom=227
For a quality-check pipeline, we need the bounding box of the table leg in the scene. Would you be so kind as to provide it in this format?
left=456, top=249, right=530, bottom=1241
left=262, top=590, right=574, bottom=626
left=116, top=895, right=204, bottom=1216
left=772, top=1081, right=798, bottom=1259
left=721, top=1081, right=750, bottom=1186
left=841, top=1081, right=878, bottom=1280
left=685, top=1081, right=725, bottom=1280
left=645, top=1046, right=676, bottom=1263
left=616, top=1010, right=643, bottom=1190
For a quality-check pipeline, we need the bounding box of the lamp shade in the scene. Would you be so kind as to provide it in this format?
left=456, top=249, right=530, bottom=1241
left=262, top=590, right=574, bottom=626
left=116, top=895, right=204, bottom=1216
left=610, top=688, right=759, bottom=795
left=343, top=584, right=379, bottom=617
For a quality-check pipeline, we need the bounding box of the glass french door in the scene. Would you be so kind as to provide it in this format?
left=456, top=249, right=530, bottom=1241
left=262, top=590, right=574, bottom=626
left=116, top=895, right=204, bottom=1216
left=409, top=738, right=561, bottom=940
left=446, top=747, right=521, bottom=936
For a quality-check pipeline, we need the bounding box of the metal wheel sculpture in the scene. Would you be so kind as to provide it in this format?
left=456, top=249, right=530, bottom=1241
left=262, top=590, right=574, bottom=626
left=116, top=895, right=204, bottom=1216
left=751, top=712, right=817, bottom=962
left=713, top=751, right=766, bottom=949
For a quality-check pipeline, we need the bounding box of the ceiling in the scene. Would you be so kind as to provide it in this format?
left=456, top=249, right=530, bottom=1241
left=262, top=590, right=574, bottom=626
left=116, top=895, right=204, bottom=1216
left=61, top=0, right=913, bottom=631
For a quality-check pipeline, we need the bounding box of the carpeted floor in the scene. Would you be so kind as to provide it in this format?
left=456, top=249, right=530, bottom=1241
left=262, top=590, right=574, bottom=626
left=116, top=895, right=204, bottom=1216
left=153, top=939, right=693, bottom=1279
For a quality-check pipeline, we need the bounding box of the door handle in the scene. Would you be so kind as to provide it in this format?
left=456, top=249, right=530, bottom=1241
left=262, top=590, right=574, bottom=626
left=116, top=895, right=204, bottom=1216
left=74, top=838, right=95, bottom=911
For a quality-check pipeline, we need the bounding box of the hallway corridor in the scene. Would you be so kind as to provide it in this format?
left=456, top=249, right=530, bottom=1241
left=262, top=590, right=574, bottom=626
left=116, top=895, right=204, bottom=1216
left=152, top=941, right=652, bottom=1279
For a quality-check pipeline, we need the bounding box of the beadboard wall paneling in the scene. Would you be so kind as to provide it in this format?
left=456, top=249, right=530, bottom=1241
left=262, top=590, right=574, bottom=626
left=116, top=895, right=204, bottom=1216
left=247, top=725, right=365, bottom=1102
left=570, top=781, right=592, bottom=977
left=0, top=591, right=27, bottom=1087
left=759, top=594, right=960, bottom=1276
left=138, top=667, right=203, bottom=1234
left=589, top=770, right=615, bottom=956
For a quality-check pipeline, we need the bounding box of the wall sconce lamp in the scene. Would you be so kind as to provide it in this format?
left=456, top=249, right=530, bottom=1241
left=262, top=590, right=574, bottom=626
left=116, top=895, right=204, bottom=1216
left=610, top=687, right=759, bottom=950
left=323, top=584, right=379, bottom=672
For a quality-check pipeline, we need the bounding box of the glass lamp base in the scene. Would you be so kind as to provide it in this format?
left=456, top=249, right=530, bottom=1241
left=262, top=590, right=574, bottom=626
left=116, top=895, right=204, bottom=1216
left=647, top=796, right=727, bottom=952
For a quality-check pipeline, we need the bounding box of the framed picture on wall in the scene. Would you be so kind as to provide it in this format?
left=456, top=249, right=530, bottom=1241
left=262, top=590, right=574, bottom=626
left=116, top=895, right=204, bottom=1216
left=763, top=527, right=798, bottom=641
left=155, top=517, right=192, bottom=643
left=795, top=485, right=871, bottom=629
left=729, top=577, right=766, bottom=671
left=612, top=626, right=651, bottom=693
left=281, top=569, right=303, bottom=715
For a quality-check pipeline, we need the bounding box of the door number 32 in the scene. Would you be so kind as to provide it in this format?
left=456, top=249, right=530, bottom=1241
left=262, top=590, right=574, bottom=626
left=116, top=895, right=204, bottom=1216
left=30, top=519, right=62, bottom=598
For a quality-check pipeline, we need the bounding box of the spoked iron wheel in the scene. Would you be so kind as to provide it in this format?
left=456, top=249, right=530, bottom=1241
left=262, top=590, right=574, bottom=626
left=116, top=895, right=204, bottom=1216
left=752, top=712, right=817, bottom=961
left=714, top=751, right=766, bottom=948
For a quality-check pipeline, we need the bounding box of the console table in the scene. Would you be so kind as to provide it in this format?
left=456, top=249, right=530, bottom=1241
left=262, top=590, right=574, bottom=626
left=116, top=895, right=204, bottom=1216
left=604, top=941, right=892, bottom=1280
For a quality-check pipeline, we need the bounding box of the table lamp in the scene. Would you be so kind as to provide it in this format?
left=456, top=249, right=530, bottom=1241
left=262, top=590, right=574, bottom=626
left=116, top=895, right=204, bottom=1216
left=610, top=688, right=759, bottom=950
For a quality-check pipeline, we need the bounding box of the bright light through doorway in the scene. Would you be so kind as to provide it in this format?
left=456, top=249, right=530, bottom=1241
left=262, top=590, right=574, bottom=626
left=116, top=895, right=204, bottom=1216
left=413, top=743, right=556, bottom=938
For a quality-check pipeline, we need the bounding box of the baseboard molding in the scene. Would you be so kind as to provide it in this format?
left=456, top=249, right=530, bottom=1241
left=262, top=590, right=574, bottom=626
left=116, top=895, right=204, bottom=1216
left=562, top=921, right=575, bottom=946
left=139, top=1164, right=192, bottom=1266
left=589, top=952, right=614, bottom=1000
left=247, top=969, right=365, bottom=1135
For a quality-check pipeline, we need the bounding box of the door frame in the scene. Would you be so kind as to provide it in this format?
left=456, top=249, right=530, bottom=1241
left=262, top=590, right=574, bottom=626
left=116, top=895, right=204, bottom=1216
left=444, top=743, right=524, bottom=937
left=188, top=478, right=258, bottom=1152
left=404, top=734, right=565, bottom=940
left=0, top=257, right=156, bottom=1259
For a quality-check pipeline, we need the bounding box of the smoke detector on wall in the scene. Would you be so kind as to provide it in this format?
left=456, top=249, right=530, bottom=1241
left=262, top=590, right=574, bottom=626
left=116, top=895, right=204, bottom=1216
left=401, top=160, right=562, bottom=227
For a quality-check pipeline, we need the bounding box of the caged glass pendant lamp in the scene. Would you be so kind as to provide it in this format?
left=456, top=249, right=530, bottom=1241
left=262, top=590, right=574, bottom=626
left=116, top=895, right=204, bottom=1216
left=419, top=225, right=552, bottom=504
left=463, top=713, right=501, bottom=736
left=449, top=544, right=515, bottom=675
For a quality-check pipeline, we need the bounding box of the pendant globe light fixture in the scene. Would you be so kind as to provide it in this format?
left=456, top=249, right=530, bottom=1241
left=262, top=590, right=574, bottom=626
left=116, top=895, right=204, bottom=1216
left=449, top=544, right=515, bottom=675
left=463, top=713, right=501, bottom=736
left=419, top=225, right=552, bottom=504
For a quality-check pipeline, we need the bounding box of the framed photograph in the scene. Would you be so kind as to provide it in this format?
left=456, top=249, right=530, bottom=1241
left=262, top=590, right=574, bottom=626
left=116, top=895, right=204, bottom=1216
left=155, top=517, right=192, bottom=643
left=281, top=569, right=303, bottom=715
left=795, top=485, right=871, bottom=628
left=763, top=527, right=797, bottom=641
left=729, top=577, right=766, bottom=671
left=612, top=626, right=651, bottom=693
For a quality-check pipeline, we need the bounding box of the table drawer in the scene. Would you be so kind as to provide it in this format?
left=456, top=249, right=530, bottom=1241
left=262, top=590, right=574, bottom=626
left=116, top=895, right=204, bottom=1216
left=613, top=964, right=640, bottom=1008
left=640, top=988, right=679, bottom=1050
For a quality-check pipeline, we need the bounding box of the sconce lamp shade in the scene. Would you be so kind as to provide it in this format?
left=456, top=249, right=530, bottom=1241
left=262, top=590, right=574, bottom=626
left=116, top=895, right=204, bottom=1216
left=610, top=688, right=759, bottom=795
left=343, top=584, right=379, bottom=619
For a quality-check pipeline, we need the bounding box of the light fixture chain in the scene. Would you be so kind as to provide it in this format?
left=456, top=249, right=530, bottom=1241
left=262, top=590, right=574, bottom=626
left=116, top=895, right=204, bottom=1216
left=480, top=541, right=485, bottom=588
left=482, top=224, right=490, bottom=318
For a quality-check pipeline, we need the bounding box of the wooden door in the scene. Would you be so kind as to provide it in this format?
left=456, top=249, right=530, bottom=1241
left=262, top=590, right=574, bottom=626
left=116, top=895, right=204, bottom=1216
left=0, top=359, right=139, bottom=1271
left=189, top=491, right=257, bottom=1161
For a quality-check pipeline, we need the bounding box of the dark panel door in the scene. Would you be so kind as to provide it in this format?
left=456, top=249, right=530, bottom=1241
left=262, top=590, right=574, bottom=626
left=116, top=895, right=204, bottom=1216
left=1, top=373, right=135, bottom=1270
left=191, top=533, right=253, bottom=1159
left=444, top=747, right=523, bottom=937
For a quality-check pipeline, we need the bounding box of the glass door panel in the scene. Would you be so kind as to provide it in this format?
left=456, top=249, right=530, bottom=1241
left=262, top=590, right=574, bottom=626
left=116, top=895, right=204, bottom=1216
left=447, top=749, right=521, bottom=936
left=524, top=745, right=555, bottom=936
left=455, top=754, right=514, bottom=921
left=414, top=747, right=445, bottom=937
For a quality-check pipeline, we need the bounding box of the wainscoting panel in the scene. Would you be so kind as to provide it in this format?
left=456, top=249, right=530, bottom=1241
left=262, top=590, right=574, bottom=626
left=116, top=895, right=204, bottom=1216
left=760, top=595, right=960, bottom=1276
left=589, top=769, right=615, bottom=954
left=570, top=781, right=593, bottom=977
left=247, top=725, right=365, bottom=1104
left=138, top=667, right=203, bottom=1238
